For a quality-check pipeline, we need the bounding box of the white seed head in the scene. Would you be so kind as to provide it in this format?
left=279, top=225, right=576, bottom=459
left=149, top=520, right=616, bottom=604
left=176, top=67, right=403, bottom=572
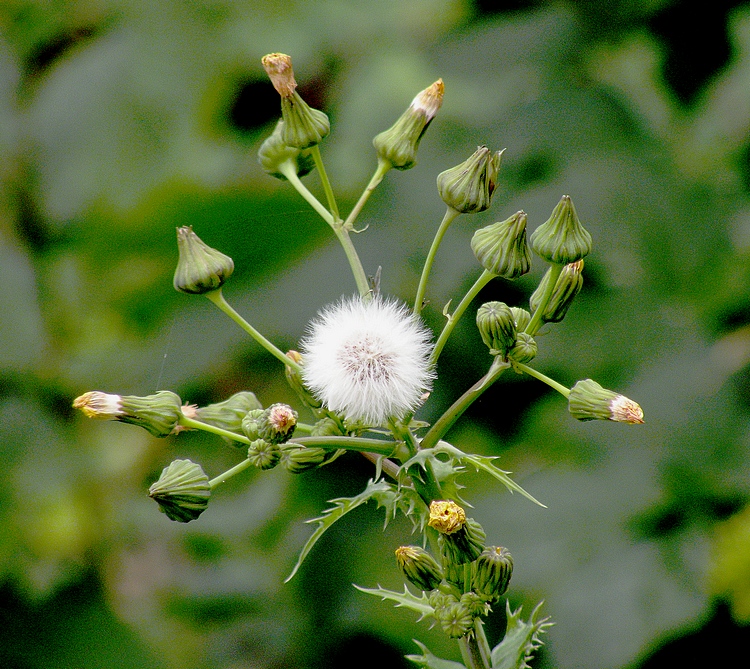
left=300, top=296, right=434, bottom=425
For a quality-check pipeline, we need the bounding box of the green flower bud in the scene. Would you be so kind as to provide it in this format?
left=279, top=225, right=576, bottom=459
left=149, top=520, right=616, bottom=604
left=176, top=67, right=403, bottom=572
left=437, top=146, right=503, bottom=214
left=261, top=53, right=330, bottom=149
left=471, top=211, right=531, bottom=279
left=173, top=226, right=234, bottom=295
left=507, top=332, right=537, bottom=363
left=73, top=390, right=182, bottom=437
left=476, top=301, right=516, bottom=357
left=258, top=119, right=315, bottom=180
left=257, top=403, right=298, bottom=444
left=373, top=79, right=444, bottom=170
left=248, top=438, right=281, bottom=470
left=285, top=351, right=323, bottom=411
left=435, top=600, right=474, bottom=638
left=568, top=379, right=644, bottom=424
left=510, top=307, right=531, bottom=332
left=148, top=459, right=210, bottom=523
left=460, top=591, right=491, bottom=618
left=529, top=194, right=592, bottom=264
left=439, top=516, right=486, bottom=566
left=529, top=260, right=584, bottom=324
left=395, top=545, right=444, bottom=591
left=241, top=409, right=265, bottom=441
left=310, top=417, right=344, bottom=436
left=280, top=445, right=333, bottom=473
left=473, top=546, right=513, bottom=601
left=194, top=391, right=263, bottom=445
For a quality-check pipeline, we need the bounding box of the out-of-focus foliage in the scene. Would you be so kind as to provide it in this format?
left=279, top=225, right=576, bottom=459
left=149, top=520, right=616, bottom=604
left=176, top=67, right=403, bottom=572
left=2, top=0, right=750, bottom=668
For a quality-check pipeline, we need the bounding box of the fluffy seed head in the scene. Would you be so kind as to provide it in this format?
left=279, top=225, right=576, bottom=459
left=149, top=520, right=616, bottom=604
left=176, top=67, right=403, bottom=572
left=300, top=296, right=434, bottom=425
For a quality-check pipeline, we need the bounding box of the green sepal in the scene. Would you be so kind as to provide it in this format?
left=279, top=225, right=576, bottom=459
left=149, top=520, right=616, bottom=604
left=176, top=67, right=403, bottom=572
left=491, top=601, right=552, bottom=669
left=353, top=584, right=435, bottom=623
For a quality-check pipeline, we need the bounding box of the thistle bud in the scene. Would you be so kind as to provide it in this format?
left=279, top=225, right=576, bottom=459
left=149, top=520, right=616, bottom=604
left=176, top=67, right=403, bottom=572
left=257, top=403, right=298, bottom=444
left=241, top=409, right=265, bottom=441
left=373, top=79, right=444, bottom=170
left=529, top=194, right=592, bottom=265
left=261, top=53, right=330, bottom=149
left=436, top=146, right=503, bottom=214
left=507, top=332, right=537, bottom=363
left=258, top=119, right=315, bottom=180
left=73, top=390, right=182, bottom=437
left=435, top=600, right=474, bottom=638
left=148, top=459, right=210, bottom=522
left=476, top=301, right=516, bottom=358
left=568, top=379, right=644, bottom=424
left=529, top=260, right=584, bottom=324
left=194, top=392, right=263, bottom=445
left=471, top=211, right=531, bottom=279
left=247, top=438, right=281, bottom=470
left=472, top=546, right=513, bottom=601
left=285, top=351, right=323, bottom=411
left=510, top=307, right=531, bottom=332
left=439, top=516, right=486, bottom=566
left=173, top=226, right=234, bottom=295
left=460, top=591, right=491, bottom=618
left=280, top=445, right=332, bottom=473
left=395, top=546, right=443, bottom=591
left=310, top=416, right=344, bottom=436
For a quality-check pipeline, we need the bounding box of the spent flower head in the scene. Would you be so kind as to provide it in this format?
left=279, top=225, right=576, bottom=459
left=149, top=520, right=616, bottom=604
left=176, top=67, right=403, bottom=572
left=300, top=295, right=434, bottom=426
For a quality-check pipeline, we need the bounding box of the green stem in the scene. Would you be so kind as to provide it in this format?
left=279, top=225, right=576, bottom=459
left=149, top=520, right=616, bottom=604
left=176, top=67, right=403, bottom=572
left=414, top=207, right=461, bottom=315
left=208, top=458, right=255, bottom=489
left=310, top=145, right=339, bottom=220
left=420, top=357, right=510, bottom=451
left=513, top=361, right=571, bottom=397
left=279, top=161, right=334, bottom=225
left=525, top=262, right=563, bottom=336
left=389, top=421, right=443, bottom=504
left=431, top=269, right=495, bottom=365
left=179, top=414, right=252, bottom=446
left=290, top=435, right=397, bottom=456
left=205, top=289, right=301, bottom=372
left=342, top=159, right=391, bottom=231
left=459, top=634, right=489, bottom=669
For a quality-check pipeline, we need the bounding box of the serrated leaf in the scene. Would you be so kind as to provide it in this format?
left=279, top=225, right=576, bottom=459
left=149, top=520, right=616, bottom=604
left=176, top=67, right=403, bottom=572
left=286, top=478, right=412, bottom=582
left=406, top=640, right=467, bottom=669
left=491, top=601, right=552, bottom=669
left=353, top=584, right=435, bottom=622
left=462, top=454, right=546, bottom=508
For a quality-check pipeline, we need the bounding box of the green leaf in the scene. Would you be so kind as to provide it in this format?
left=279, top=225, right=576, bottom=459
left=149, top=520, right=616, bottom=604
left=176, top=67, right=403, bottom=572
left=491, top=601, right=552, bottom=669
left=462, top=454, right=546, bottom=508
left=353, top=585, right=434, bottom=622
left=406, top=640, right=467, bottom=669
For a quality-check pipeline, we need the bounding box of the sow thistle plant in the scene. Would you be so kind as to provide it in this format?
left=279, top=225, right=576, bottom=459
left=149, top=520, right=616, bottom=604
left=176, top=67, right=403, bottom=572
left=73, top=52, right=644, bottom=669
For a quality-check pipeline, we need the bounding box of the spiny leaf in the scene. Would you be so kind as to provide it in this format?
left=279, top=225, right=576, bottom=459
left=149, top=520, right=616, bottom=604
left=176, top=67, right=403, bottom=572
left=353, top=584, right=435, bottom=622
left=462, top=454, right=546, bottom=508
left=406, top=640, right=467, bottom=669
left=491, top=601, right=553, bottom=669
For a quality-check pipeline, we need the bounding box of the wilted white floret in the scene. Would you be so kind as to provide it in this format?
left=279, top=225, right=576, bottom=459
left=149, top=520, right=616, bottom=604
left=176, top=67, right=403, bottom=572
left=301, top=296, right=434, bottom=425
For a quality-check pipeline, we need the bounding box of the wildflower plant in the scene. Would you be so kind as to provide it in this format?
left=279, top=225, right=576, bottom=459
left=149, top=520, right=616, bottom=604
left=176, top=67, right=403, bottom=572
left=73, top=53, right=645, bottom=669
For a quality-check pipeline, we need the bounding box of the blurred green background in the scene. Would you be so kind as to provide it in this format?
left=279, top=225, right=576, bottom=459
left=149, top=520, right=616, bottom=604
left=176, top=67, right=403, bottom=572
left=3, top=0, right=750, bottom=667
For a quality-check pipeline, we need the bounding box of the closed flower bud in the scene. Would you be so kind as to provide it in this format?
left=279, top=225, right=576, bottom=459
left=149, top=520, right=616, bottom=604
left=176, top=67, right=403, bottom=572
left=529, top=194, right=592, bottom=264
left=460, top=591, right=491, bottom=618
left=476, top=301, right=516, bottom=357
left=261, top=53, right=329, bottom=149
left=437, top=146, right=503, bottom=214
left=473, top=546, right=513, bottom=601
left=258, top=119, right=315, bottom=180
left=257, top=403, right=298, bottom=444
left=529, top=260, right=584, bottom=325
left=73, top=390, right=182, bottom=437
left=373, top=79, right=444, bottom=170
left=241, top=409, right=265, bottom=441
left=285, top=351, right=323, bottom=411
left=507, top=332, right=537, bottom=363
left=395, top=545, right=444, bottom=591
left=310, top=416, right=344, bottom=436
left=248, top=438, right=281, bottom=470
left=471, top=211, right=531, bottom=279
left=148, top=459, right=210, bottom=523
left=280, top=445, right=334, bottom=473
left=435, top=600, right=474, bottom=638
left=510, top=307, right=531, bottom=332
left=439, top=516, right=486, bottom=566
left=173, top=226, right=234, bottom=295
left=195, top=391, right=263, bottom=445
left=568, top=379, right=644, bottom=424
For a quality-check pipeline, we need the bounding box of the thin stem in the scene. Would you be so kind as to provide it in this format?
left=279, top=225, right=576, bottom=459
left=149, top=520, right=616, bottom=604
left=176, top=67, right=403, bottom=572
left=473, top=619, right=493, bottom=668
left=290, top=435, right=398, bottom=456
left=179, top=414, right=252, bottom=446
left=513, top=361, right=571, bottom=397
left=278, top=161, right=334, bottom=225
left=414, top=207, right=461, bottom=315
left=389, top=421, right=443, bottom=504
left=310, top=145, right=340, bottom=220
left=330, top=222, right=372, bottom=298
left=458, top=635, right=490, bottom=669
left=360, top=451, right=401, bottom=481
left=420, top=357, right=510, bottom=451
left=431, top=269, right=495, bottom=365
left=342, top=159, right=391, bottom=231
left=208, top=458, right=255, bottom=489
left=525, top=262, right=563, bottom=336
left=205, top=289, right=301, bottom=372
